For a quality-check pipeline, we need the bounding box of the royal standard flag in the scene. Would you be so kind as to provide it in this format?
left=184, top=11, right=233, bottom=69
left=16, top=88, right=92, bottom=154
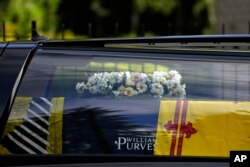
left=154, top=100, right=250, bottom=157
left=2, top=97, right=250, bottom=156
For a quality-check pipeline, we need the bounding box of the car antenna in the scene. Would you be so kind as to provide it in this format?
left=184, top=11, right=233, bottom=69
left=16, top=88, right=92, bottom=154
left=31, top=29, right=49, bottom=41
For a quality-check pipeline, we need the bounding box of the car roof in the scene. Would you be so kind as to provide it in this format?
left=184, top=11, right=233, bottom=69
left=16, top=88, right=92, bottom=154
left=38, top=34, right=250, bottom=49
left=1, top=34, right=249, bottom=50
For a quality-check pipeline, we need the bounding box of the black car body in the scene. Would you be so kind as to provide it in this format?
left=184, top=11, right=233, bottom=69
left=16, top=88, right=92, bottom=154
left=0, top=35, right=249, bottom=166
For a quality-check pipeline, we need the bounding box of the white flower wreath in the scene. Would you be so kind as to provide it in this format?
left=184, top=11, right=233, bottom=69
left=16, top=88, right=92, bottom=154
left=76, top=70, right=186, bottom=98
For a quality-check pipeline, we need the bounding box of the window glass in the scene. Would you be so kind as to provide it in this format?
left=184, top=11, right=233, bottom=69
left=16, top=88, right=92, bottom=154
left=1, top=49, right=249, bottom=157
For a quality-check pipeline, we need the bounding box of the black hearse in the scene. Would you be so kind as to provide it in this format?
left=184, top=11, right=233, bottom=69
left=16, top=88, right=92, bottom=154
left=0, top=35, right=249, bottom=166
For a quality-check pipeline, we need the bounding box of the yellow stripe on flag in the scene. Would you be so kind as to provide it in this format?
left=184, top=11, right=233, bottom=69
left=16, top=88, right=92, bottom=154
left=47, top=97, right=64, bottom=154
left=154, top=100, right=179, bottom=155
left=154, top=100, right=250, bottom=157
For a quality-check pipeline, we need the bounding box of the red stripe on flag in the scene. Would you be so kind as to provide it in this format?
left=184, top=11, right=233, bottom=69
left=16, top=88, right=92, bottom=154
left=177, top=100, right=188, bottom=156
left=169, top=100, right=181, bottom=156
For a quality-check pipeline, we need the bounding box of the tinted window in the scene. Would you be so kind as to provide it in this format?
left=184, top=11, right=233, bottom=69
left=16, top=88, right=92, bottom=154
left=1, top=48, right=249, bottom=157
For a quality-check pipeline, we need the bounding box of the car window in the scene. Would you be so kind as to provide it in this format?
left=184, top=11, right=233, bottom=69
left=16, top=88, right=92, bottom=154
left=0, top=48, right=249, bottom=157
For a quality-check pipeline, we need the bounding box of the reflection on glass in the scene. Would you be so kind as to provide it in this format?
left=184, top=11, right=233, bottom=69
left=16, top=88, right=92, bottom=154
left=1, top=49, right=249, bottom=157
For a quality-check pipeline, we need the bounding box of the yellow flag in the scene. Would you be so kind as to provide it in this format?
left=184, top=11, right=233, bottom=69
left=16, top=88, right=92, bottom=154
left=154, top=100, right=250, bottom=157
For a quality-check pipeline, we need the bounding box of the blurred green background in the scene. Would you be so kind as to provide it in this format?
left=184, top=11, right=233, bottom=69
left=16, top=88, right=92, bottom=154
left=0, top=0, right=249, bottom=41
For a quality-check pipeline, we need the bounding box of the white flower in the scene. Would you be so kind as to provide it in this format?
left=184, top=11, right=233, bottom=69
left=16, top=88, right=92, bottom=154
left=140, top=73, right=148, bottom=83
left=160, top=77, right=167, bottom=84
left=131, top=72, right=142, bottom=83
left=151, top=83, right=164, bottom=96
left=124, top=87, right=137, bottom=96
left=76, top=82, right=86, bottom=94
left=125, top=71, right=131, bottom=79
left=145, top=76, right=152, bottom=84
left=89, top=85, right=99, bottom=94
left=169, top=70, right=181, bottom=81
left=166, top=79, right=180, bottom=89
left=136, top=82, right=148, bottom=93
left=108, top=85, right=113, bottom=90
left=97, top=79, right=108, bottom=87
left=88, top=76, right=96, bottom=85
left=152, top=71, right=169, bottom=83
left=124, top=71, right=135, bottom=86
left=125, top=79, right=135, bottom=86
left=109, top=72, right=124, bottom=84
left=168, top=70, right=178, bottom=75
left=118, top=85, right=126, bottom=93
left=168, top=82, right=186, bottom=97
